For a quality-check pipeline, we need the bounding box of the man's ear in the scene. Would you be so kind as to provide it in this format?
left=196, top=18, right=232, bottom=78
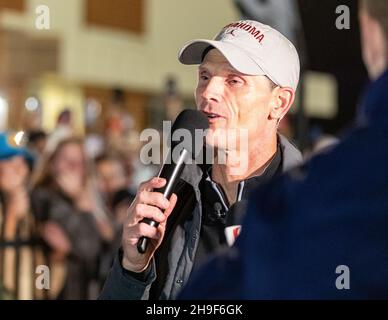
left=269, top=87, right=295, bottom=122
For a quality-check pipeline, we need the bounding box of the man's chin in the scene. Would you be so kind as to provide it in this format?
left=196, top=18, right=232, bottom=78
left=205, top=136, right=227, bottom=151
left=205, top=127, right=238, bottom=145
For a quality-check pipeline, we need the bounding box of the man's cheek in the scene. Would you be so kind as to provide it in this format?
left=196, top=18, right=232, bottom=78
left=225, top=105, right=239, bottom=126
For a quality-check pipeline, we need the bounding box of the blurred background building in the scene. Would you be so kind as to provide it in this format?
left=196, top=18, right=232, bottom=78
left=0, top=0, right=240, bottom=138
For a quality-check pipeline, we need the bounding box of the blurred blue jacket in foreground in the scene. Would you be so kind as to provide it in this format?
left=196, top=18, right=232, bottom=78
left=179, top=70, right=388, bottom=299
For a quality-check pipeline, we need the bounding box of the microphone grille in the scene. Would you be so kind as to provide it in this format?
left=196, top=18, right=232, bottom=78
left=169, top=109, right=209, bottom=159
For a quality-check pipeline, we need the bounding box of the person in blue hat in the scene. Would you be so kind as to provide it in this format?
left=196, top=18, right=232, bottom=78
left=0, top=132, right=43, bottom=299
left=0, top=131, right=32, bottom=159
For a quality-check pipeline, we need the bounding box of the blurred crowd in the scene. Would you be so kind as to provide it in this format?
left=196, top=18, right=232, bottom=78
left=0, top=108, right=158, bottom=300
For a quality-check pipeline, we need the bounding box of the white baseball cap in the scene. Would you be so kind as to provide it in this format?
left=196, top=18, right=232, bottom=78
left=178, top=20, right=300, bottom=90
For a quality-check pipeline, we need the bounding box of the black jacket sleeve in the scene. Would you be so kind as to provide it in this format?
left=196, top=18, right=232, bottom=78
left=98, top=249, right=156, bottom=300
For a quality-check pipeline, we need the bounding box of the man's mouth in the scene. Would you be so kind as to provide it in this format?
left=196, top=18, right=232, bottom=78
left=202, top=111, right=224, bottom=120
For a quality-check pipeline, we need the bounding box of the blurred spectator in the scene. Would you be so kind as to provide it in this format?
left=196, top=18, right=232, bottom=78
left=31, top=137, right=114, bottom=299
left=105, top=88, right=135, bottom=154
left=46, top=109, right=74, bottom=153
left=164, top=76, right=183, bottom=121
left=95, top=153, right=135, bottom=223
left=128, top=133, right=161, bottom=193
left=0, top=132, right=43, bottom=300
left=27, top=130, right=47, bottom=162
left=94, top=153, right=136, bottom=286
left=84, top=133, right=105, bottom=160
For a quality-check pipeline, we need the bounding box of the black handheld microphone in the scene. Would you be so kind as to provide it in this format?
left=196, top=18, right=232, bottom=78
left=137, top=109, right=209, bottom=254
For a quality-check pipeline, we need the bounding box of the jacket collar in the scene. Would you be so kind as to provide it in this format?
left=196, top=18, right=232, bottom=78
left=179, top=134, right=302, bottom=190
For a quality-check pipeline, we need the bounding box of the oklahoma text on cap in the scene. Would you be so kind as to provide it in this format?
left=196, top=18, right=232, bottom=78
left=179, top=20, right=300, bottom=91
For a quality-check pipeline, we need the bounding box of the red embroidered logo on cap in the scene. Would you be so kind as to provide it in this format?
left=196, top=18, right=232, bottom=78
left=225, top=29, right=236, bottom=36
left=223, top=22, right=265, bottom=44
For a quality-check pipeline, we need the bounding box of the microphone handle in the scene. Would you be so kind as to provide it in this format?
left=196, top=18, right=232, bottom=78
left=137, top=149, right=190, bottom=254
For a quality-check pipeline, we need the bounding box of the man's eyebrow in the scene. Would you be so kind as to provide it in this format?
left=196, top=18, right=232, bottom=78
left=198, top=65, right=245, bottom=76
left=226, top=69, right=245, bottom=76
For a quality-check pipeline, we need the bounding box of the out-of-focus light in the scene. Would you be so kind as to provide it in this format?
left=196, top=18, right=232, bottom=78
left=0, top=96, right=8, bottom=110
left=14, top=131, right=25, bottom=146
left=0, top=96, right=9, bottom=131
left=25, top=97, right=39, bottom=111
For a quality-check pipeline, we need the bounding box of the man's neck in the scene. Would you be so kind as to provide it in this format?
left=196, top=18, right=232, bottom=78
left=212, top=133, right=278, bottom=205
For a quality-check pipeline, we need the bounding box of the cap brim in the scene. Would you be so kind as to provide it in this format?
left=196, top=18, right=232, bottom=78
left=0, top=147, right=34, bottom=163
left=178, top=39, right=266, bottom=76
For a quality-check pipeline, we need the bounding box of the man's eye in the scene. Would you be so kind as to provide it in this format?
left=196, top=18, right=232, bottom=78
left=229, top=78, right=243, bottom=85
left=200, top=75, right=209, bottom=81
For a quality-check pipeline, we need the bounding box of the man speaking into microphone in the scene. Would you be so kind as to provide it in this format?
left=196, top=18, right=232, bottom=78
left=99, top=20, right=302, bottom=300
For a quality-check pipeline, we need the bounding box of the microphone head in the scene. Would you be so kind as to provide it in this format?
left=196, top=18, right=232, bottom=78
left=171, top=109, right=209, bottom=133
left=170, top=109, right=209, bottom=159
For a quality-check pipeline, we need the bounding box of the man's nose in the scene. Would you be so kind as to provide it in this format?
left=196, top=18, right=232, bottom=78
left=201, top=77, right=223, bottom=103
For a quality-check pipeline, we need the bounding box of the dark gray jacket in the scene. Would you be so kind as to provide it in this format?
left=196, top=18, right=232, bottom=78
left=99, top=135, right=302, bottom=300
